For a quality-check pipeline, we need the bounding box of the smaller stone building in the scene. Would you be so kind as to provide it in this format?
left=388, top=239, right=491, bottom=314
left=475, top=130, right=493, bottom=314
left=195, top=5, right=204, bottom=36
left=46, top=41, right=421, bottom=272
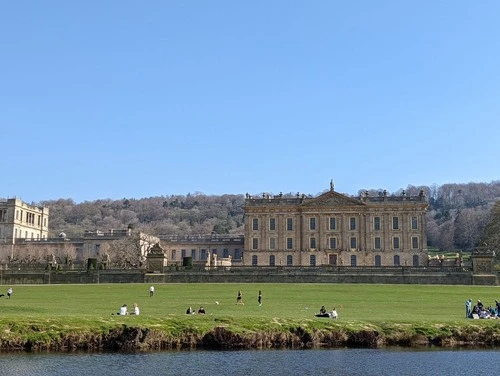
left=158, top=234, right=244, bottom=266
left=0, top=198, right=49, bottom=244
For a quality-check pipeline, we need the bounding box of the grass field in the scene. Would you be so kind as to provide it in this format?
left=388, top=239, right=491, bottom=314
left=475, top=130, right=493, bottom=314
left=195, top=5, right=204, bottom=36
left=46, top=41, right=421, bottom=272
left=1, top=283, right=499, bottom=323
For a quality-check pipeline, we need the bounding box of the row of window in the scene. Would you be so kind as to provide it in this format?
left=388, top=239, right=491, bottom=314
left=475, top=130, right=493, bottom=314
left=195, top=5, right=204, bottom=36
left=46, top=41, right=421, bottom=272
left=251, top=254, right=420, bottom=267
left=168, top=248, right=243, bottom=261
left=13, top=210, right=47, bottom=227
left=252, top=216, right=419, bottom=231
left=252, top=236, right=420, bottom=250
left=13, top=228, right=45, bottom=240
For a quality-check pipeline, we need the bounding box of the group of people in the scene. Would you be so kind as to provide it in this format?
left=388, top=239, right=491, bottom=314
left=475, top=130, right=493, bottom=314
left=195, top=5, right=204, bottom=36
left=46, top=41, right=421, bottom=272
left=115, top=303, right=140, bottom=315
left=315, top=305, right=339, bottom=319
left=186, top=306, right=206, bottom=314
left=236, top=290, right=262, bottom=306
left=465, top=298, right=500, bottom=319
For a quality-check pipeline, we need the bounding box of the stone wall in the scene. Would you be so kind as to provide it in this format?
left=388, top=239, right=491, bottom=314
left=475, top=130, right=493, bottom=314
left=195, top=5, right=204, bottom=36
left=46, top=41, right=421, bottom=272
left=0, top=267, right=491, bottom=285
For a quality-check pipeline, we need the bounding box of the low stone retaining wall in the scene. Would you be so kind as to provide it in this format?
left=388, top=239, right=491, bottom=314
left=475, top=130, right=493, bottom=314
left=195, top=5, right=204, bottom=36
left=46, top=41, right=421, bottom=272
left=1, top=267, right=495, bottom=285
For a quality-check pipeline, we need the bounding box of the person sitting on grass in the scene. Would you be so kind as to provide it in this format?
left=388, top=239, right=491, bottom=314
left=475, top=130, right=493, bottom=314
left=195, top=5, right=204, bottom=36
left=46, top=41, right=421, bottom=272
left=118, top=304, right=128, bottom=315
left=315, top=306, right=330, bottom=318
left=186, top=307, right=194, bottom=314
left=131, top=303, right=140, bottom=315
left=330, top=308, right=338, bottom=319
left=198, top=306, right=206, bottom=314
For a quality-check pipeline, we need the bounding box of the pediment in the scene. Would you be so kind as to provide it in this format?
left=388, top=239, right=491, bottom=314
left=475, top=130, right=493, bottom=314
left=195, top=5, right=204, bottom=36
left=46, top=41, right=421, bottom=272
left=301, top=191, right=365, bottom=207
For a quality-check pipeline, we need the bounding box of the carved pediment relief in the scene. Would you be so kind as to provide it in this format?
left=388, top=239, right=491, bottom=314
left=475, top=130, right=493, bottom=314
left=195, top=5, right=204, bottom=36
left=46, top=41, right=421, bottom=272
left=301, top=191, right=365, bottom=208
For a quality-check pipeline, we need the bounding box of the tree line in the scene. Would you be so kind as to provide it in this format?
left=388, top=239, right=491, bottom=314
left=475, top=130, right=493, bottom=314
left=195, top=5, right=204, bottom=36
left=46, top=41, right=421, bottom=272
left=34, top=181, right=500, bottom=253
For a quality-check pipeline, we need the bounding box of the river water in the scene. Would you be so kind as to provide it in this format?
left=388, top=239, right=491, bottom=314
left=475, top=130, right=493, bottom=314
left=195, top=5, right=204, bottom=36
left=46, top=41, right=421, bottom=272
left=1, top=348, right=499, bottom=376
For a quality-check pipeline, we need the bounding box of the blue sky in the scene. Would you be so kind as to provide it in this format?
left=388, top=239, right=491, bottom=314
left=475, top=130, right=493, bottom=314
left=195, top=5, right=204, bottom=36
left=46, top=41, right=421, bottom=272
left=1, top=1, right=499, bottom=203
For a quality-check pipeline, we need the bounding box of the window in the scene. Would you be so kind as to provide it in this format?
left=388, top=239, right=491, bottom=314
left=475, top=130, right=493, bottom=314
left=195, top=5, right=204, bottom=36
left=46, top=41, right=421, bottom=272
left=350, top=255, right=357, bottom=266
left=252, top=255, right=258, bottom=266
left=310, top=255, right=316, bottom=266
left=394, top=255, right=400, bottom=266
left=329, top=217, right=336, bottom=230
left=393, top=237, right=400, bottom=250
left=223, top=249, right=229, bottom=258
left=172, top=250, right=176, bottom=260
left=375, top=255, right=381, bottom=266
left=191, top=249, right=196, bottom=259
left=413, top=255, right=419, bottom=266
left=350, top=237, right=357, bottom=250
left=286, top=237, right=293, bottom=250
left=412, top=237, right=419, bottom=249
left=269, top=255, right=275, bottom=266
left=286, top=218, right=293, bottom=231
left=269, top=218, right=276, bottom=231
left=374, top=237, right=381, bottom=250
left=201, top=249, right=207, bottom=260
left=392, top=217, right=399, bottom=230
left=374, top=217, right=381, bottom=231
left=286, top=255, right=293, bottom=266
left=16, top=210, right=19, bottom=220
left=309, top=217, right=316, bottom=230
left=234, top=249, right=242, bottom=260
left=349, top=217, right=356, bottom=230
left=252, top=218, right=259, bottom=231
left=411, top=216, right=418, bottom=230
left=212, top=249, right=217, bottom=256
left=269, top=237, right=276, bottom=250
left=310, top=237, right=316, bottom=249
left=252, top=238, right=258, bottom=250
left=329, top=237, right=337, bottom=249
left=181, top=249, right=186, bottom=258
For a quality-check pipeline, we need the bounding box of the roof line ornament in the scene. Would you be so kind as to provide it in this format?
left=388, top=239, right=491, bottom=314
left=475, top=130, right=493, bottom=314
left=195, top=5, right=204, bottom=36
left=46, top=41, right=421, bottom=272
left=330, top=179, right=334, bottom=192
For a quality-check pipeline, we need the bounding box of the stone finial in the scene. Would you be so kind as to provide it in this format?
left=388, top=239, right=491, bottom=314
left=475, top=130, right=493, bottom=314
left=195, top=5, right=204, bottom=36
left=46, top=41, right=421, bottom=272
left=330, top=179, right=334, bottom=191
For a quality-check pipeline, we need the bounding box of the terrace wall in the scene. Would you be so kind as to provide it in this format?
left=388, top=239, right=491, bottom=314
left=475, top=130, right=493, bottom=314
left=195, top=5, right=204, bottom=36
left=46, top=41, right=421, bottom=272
left=1, top=266, right=495, bottom=285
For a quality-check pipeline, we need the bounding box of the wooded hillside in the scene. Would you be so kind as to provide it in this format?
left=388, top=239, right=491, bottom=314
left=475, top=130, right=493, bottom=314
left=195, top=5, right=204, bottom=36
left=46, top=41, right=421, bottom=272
left=19, top=181, right=500, bottom=253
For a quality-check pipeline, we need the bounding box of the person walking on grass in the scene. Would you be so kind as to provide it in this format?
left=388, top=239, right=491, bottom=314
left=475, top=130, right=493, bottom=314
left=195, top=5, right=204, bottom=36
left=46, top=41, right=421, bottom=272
left=7, top=287, right=12, bottom=299
left=237, top=290, right=244, bottom=305
left=258, top=290, right=262, bottom=306
left=149, top=286, right=155, bottom=297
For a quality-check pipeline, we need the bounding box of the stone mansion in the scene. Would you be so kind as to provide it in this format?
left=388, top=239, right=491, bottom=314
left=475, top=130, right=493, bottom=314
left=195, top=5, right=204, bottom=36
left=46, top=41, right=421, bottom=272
left=1, top=182, right=428, bottom=267
left=243, top=182, right=428, bottom=267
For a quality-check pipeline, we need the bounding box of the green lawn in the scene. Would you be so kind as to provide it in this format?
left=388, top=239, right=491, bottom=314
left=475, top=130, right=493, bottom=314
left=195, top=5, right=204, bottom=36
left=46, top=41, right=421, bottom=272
left=1, top=283, right=498, bottom=323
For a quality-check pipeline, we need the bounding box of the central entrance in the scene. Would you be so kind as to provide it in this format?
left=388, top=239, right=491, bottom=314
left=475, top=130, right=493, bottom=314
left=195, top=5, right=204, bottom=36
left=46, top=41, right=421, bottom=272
left=328, top=254, right=338, bottom=266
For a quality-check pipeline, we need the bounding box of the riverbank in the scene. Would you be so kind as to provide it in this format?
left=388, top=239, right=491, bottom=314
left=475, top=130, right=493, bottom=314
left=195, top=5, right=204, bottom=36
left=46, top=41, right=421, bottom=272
left=3, top=283, right=500, bottom=352
left=2, top=318, right=500, bottom=352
